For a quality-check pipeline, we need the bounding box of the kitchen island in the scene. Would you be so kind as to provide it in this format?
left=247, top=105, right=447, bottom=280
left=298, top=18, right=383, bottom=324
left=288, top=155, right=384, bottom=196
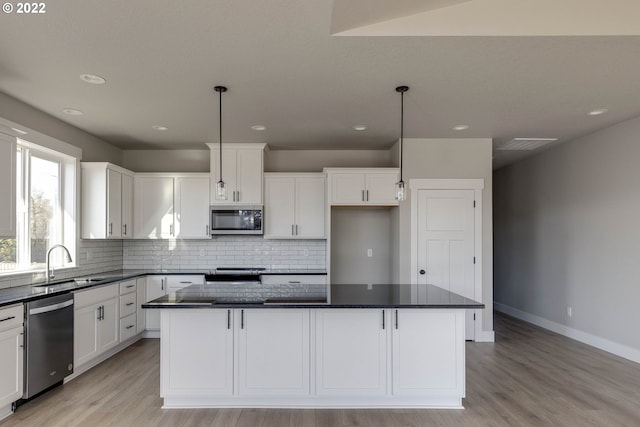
left=143, top=283, right=483, bottom=409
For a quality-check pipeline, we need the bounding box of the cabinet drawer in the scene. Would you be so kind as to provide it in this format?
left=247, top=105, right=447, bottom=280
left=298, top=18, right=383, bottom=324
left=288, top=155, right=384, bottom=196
left=0, top=304, right=23, bottom=332
left=261, top=275, right=327, bottom=286
left=119, top=292, right=137, bottom=318
left=74, top=284, right=119, bottom=309
left=165, top=275, right=203, bottom=287
left=119, top=314, right=137, bottom=342
left=119, top=280, right=137, bottom=295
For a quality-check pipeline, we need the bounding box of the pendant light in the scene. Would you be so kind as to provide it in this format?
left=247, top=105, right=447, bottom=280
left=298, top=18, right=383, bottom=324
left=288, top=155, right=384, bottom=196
left=395, top=85, right=409, bottom=201
left=214, top=85, right=228, bottom=201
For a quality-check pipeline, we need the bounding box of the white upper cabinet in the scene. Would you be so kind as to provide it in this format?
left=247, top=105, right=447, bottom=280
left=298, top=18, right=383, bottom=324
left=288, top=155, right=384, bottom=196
left=207, top=143, right=265, bottom=205
left=134, top=173, right=210, bottom=239
left=264, top=173, right=325, bottom=239
left=325, top=168, right=399, bottom=206
left=134, top=175, right=175, bottom=239
left=0, top=134, right=16, bottom=237
left=174, top=175, right=210, bottom=239
left=81, top=162, right=135, bottom=239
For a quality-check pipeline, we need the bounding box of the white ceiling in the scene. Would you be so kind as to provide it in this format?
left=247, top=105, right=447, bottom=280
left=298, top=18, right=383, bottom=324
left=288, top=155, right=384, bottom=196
left=1, top=0, right=640, bottom=169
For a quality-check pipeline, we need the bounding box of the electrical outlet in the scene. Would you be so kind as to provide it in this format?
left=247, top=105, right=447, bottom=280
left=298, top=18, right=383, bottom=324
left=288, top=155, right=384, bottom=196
left=567, top=306, right=572, bottom=317
left=367, top=249, right=373, bottom=257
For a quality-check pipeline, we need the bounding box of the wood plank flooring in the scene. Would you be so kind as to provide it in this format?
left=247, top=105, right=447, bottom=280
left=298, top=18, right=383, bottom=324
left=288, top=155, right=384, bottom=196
left=3, top=312, right=640, bottom=426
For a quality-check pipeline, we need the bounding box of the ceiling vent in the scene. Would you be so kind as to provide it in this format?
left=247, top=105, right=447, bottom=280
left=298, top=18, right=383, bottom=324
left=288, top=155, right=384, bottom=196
left=497, top=138, right=558, bottom=151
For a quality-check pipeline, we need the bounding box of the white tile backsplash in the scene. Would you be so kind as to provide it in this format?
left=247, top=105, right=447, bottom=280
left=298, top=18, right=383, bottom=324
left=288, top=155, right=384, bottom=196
left=0, top=239, right=124, bottom=290
left=123, top=237, right=326, bottom=270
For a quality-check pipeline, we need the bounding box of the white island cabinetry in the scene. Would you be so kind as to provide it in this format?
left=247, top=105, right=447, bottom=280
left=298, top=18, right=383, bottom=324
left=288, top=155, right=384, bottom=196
left=156, top=305, right=469, bottom=408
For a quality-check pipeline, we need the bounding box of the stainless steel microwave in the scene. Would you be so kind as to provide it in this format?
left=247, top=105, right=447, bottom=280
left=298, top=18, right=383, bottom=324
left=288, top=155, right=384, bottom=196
left=210, top=205, right=263, bottom=235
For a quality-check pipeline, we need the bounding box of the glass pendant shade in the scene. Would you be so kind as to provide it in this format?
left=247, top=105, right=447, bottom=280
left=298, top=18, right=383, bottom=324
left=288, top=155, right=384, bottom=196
left=215, top=180, right=227, bottom=200
left=395, top=180, right=406, bottom=201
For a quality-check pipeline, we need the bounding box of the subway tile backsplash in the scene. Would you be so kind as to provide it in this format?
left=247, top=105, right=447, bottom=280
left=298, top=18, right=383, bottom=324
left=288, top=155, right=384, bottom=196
left=0, top=237, right=326, bottom=290
left=123, top=237, right=326, bottom=271
left=0, top=239, right=124, bottom=290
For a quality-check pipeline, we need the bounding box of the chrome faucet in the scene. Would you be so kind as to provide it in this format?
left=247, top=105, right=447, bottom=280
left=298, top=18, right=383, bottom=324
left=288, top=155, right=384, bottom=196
left=46, top=244, right=73, bottom=283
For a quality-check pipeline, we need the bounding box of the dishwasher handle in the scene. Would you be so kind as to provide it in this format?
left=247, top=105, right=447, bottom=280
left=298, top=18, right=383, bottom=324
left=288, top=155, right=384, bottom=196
left=29, top=299, right=74, bottom=315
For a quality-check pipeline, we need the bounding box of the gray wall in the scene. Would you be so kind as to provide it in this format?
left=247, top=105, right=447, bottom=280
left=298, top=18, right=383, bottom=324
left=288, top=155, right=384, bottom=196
left=0, top=92, right=122, bottom=164
left=494, top=116, right=640, bottom=354
left=123, top=149, right=210, bottom=172
left=396, top=138, right=494, bottom=334
left=331, top=207, right=394, bottom=284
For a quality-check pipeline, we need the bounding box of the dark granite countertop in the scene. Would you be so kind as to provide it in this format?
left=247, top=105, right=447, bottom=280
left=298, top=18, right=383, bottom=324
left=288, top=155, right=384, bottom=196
left=142, top=283, right=484, bottom=309
left=0, top=268, right=327, bottom=308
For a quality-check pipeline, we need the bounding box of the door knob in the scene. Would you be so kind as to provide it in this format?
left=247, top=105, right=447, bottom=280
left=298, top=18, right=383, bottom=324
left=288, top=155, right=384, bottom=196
left=419, top=269, right=426, bottom=275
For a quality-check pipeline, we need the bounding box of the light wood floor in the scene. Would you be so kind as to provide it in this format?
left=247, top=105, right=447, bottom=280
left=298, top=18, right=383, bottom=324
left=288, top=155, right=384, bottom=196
left=3, top=313, right=640, bottom=426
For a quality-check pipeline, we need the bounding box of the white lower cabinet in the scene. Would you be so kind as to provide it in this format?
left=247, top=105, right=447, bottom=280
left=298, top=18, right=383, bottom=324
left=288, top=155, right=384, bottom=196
left=0, top=304, right=23, bottom=413
left=145, top=276, right=168, bottom=331
left=74, top=284, right=119, bottom=368
left=391, top=309, right=465, bottom=398
left=161, top=310, right=233, bottom=397
left=315, top=309, right=387, bottom=396
left=136, top=277, right=147, bottom=334
left=238, top=309, right=310, bottom=396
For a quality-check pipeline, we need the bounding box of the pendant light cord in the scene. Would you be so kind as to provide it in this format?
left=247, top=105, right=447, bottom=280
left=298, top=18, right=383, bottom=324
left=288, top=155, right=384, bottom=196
left=219, top=88, right=223, bottom=183
left=400, top=89, right=404, bottom=182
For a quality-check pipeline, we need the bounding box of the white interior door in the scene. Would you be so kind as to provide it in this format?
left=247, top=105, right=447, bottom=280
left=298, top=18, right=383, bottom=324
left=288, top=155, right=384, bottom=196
left=417, top=189, right=475, bottom=340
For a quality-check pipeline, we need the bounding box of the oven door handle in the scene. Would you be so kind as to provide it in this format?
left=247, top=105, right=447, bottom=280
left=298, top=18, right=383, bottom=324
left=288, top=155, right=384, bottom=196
left=206, top=281, right=261, bottom=285
left=29, top=299, right=74, bottom=315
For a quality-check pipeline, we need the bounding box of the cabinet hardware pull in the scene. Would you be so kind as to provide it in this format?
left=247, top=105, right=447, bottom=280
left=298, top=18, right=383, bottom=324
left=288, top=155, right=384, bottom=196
left=206, top=225, right=209, bottom=235
left=169, top=224, right=174, bottom=236
left=0, top=316, right=15, bottom=322
left=227, top=310, right=231, bottom=329
left=126, top=325, right=135, bottom=329
left=382, top=310, right=385, bottom=329
left=288, top=281, right=301, bottom=284
left=179, top=281, right=192, bottom=284
left=241, top=309, right=244, bottom=329
left=362, top=190, right=365, bottom=202
left=395, top=310, right=398, bottom=329
left=366, top=190, right=369, bottom=202
left=109, top=223, right=113, bottom=236
left=123, top=224, right=127, bottom=236
left=236, top=191, right=240, bottom=201
left=161, top=278, right=164, bottom=291
left=101, top=306, right=104, bottom=320
left=295, top=224, right=298, bottom=235
left=126, top=284, right=134, bottom=288
left=126, top=302, right=134, bottom=306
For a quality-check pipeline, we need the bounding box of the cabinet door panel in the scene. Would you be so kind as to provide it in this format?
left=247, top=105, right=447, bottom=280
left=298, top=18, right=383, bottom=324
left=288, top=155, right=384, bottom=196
left=175, top=176, right=210, bottom=239
left=331, top=173, right=365, bottom=205
left=315, top=310, right=386, bottom=395
left=134, top=176, right=174, bottom=238
left=121, top=173, right=133, bottom=238
left=161, top=310, right=233, bottom=396
left=392, top=310, right=464, bottom=396
left=107, top=169, right=122, bottom=238
left=75, top=305, right=99, bottom=367
left=99, top=297, right=119, bottom=353
left=239, top=309, right=310, bottom=395
left=0, top=327, right=23, bottom=408
left=264, top=177, right=295, bottom=238
left=295, top=176, right=325, bottom=238
left=365, top=173, right=399, bottom=205
left=236, top=149, right=263, bottom=204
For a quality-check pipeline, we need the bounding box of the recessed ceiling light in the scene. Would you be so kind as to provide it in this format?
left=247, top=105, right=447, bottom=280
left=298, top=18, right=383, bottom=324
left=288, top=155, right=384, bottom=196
left=63, top=108, right=84, bottom=116
left=10, top=127, right=27, bottom=135
left=453, top=125, right=469, bottom=131
left=588, top=108, right=608, bottom=116
left=80, top=74, right=106, bottom=84
left=251, top=125, right=266, bottom=131
left=353, top=125, right=367, bottom=131
left=152, top=125, right=168, bottom=131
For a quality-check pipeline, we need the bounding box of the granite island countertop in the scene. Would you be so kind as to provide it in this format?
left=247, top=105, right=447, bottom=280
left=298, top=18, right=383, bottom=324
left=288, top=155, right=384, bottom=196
left=142, top=283, right=484, bottom=309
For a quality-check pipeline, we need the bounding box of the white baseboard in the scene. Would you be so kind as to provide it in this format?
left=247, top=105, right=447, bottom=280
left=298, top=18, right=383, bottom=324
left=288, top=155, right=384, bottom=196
left=494, top=302, right=640, bottom=364
left=474, top=330, right=495, bottom=342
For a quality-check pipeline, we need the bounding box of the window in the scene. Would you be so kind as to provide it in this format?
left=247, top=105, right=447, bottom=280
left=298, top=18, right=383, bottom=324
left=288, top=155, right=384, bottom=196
left=0, top=139, right=76, bottom=273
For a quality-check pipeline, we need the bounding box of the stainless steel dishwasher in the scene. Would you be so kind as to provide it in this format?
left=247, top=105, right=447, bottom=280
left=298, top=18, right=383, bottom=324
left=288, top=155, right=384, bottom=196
left=23, top=293, right=74, bottom=399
